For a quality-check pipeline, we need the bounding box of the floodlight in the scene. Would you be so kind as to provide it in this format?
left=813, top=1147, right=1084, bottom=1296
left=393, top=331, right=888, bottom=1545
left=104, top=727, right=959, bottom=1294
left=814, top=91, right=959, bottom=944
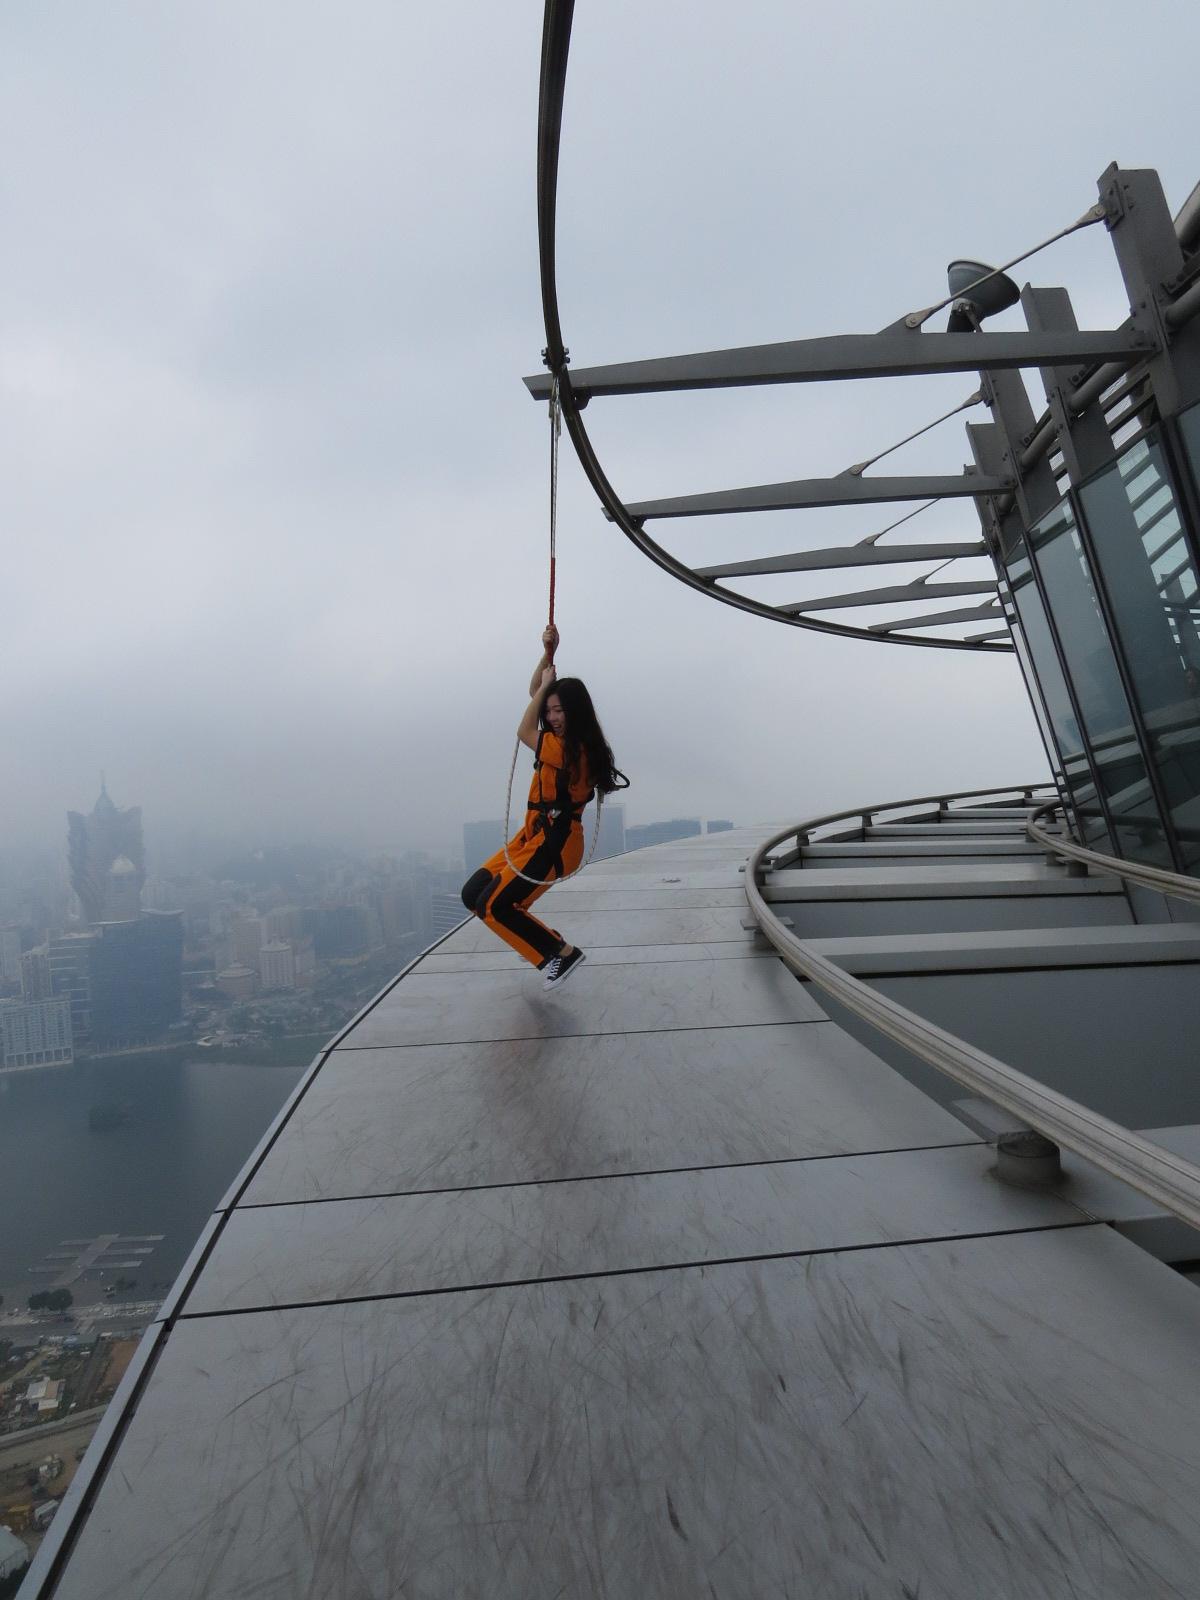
left=945, top=260, right=1021, bottom=332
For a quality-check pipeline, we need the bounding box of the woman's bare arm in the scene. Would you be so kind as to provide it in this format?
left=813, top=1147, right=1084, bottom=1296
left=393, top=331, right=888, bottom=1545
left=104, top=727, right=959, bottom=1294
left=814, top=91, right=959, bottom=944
left=518, top=664, right=556, bottom=751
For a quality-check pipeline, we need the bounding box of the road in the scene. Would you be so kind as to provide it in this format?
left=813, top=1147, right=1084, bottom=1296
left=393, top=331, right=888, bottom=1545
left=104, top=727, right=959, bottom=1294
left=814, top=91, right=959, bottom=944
left=0, top=1415, right=104, bottom=1477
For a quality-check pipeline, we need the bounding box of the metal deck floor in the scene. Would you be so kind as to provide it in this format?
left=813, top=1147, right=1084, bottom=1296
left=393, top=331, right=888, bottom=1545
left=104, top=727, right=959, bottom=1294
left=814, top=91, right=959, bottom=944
left=30, top=824, right=1200, bottom=1599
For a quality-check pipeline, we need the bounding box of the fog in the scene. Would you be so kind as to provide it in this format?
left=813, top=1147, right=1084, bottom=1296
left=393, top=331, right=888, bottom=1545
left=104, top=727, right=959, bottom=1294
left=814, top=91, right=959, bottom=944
left=5, top=1, right=1198, bottom=860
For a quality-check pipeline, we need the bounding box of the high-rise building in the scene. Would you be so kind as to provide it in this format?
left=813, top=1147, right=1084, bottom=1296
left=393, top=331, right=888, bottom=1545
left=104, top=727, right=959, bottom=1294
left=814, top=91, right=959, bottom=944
left=88, top=912, right=183, bottom=1048
left=582, top=801, right=626, bottom=861
left=21, top=945, right=52, bottom=1001
left=259, top=941, right=297, bottom=991
left=430, top=893, right=464, bottom=937
left=67, top=782, right=145, bottom=925
left=625, top=818, right=702, bottom=851
left=308, top=906, right=372, bottom=959
left=0, top=997, right=73, bottom=1071
left=0, top=927, right=21, bottom=984
left=142, top=877, right=181, bottom=912
left=49, top=931, right=98, bottom=1042
left=376, top=884, right=415, bottom=941
left=232, top=916, right=266, bottom=967
left=707, top=819, right=734, bottom=833
left=293, top=938, right=316, bottom=985
left=104, top=855, right=143, bottom=921
left=263, top=906, right=306, bottom=943
left=463, top=821, right=505, bottom=873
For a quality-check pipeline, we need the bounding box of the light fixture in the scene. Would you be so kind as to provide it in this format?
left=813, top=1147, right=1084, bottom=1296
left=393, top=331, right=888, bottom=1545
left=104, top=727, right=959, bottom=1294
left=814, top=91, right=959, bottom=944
left=945, top=259, right=1020, bottom=332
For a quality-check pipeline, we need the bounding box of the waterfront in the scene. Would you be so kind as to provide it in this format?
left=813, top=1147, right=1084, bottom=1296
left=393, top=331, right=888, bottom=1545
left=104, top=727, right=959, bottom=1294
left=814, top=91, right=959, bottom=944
left=0, top=1051, right=308, bottom=1305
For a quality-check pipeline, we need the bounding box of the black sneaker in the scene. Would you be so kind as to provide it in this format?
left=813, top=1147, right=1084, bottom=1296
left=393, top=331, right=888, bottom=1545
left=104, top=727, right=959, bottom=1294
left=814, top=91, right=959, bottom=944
left=543, top=947, right=586, bottom=989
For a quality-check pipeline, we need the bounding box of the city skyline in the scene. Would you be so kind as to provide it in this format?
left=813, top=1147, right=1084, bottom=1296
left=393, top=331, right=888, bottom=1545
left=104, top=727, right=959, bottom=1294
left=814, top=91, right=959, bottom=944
left=1, top=778, right=743, bottom=1075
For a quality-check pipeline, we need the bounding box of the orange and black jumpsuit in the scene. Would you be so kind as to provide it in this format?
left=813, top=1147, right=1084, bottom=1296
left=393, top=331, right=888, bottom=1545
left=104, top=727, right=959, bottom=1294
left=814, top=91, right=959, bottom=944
left=460, top=731, right=592, bottom=968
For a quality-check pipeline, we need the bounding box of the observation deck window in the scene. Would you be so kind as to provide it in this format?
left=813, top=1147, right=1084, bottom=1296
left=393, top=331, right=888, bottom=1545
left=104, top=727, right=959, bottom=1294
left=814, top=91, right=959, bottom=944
left=1006, top=544, right=1107, bottom=847
left=1079, top=435, right=1200, bottom=870
left=1029, top=499, right=1171, bottom=868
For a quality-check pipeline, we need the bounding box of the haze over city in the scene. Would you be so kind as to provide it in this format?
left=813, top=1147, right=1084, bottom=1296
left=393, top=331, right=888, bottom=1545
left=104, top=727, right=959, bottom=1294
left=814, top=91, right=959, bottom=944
left=4, top=1, right=1198, bottom=860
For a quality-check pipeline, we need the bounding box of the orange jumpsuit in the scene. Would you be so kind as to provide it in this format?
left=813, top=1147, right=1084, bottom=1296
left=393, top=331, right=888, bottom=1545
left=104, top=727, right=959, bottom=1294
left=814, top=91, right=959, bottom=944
left=463, top=731, right=592, bottom=967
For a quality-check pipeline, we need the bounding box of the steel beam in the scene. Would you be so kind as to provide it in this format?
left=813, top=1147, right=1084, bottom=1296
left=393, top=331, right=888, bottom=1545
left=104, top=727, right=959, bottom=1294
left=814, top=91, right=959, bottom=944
left=621, top=474, right=1008, bottom=521
left=1022, top=286, right=1116, bottom=488
left=869, top=601, right=1003, bottom=633
left=782, top=579, right=997, bottom=615
left=524, top=328, right=1153, bottom=401
left=696, top=541, right=987, bottom=579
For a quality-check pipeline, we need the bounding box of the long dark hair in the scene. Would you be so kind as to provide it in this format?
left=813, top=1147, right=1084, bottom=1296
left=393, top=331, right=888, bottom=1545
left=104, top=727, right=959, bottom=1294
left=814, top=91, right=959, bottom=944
left=541, top=677, right=627, bottom=797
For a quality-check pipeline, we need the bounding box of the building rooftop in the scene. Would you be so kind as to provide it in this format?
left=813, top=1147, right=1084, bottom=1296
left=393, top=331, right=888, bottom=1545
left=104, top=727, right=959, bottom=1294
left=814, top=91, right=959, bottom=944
left=25, top=816, right=1200, bottom=1597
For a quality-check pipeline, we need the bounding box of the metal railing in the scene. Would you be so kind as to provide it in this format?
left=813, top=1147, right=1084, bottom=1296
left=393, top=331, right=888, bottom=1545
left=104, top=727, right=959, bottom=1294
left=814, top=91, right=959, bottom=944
left=744, top=785, right=1200, bottom=1232
left=1027, top=799, right=1200, bottom=907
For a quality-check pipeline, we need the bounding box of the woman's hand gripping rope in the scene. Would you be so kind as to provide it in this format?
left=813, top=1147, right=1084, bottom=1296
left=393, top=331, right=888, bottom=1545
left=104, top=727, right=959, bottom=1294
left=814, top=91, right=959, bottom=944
left=505, top=621, right=603, bottom=889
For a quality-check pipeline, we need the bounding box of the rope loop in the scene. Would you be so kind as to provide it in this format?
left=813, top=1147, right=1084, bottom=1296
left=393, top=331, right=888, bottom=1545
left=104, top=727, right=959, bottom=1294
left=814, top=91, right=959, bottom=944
left=501, top=740, right=604, bottom=888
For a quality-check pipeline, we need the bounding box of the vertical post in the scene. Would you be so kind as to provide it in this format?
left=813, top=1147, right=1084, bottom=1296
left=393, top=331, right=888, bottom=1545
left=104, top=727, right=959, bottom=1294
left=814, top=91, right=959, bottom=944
left=1099, top=165, right=1200, bottom=419
left=980, top=367, right=1061, bottom=536
left=1022, top=286, right=1117, bottom=485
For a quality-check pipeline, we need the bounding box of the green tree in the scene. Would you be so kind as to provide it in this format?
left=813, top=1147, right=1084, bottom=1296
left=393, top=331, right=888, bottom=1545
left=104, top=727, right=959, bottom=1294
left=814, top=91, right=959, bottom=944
left=28, top=1288, right=73, bottom=1312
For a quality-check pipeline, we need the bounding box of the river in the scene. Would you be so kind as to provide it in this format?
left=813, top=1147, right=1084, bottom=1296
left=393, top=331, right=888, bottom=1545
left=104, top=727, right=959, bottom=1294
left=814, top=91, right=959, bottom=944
left=0, top=1052, right=308, bottom=1304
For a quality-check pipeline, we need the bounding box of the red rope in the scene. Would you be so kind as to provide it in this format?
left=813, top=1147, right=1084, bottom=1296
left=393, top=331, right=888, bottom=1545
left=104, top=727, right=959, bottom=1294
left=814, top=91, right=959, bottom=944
left=547, top=376, right=559, bottom=660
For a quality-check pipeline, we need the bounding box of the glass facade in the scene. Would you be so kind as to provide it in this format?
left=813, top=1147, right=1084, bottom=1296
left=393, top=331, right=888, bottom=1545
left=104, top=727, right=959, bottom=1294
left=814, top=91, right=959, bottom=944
left=1003, top=545, right=1108, bottom=845
left=1026, top=498, right=1173, bottom=867
left=1178, top=401, right=1200, bottom=481
left=1079, top=436, right=1200, bottom=867
left=1001, top=401, right=1200, bottom=878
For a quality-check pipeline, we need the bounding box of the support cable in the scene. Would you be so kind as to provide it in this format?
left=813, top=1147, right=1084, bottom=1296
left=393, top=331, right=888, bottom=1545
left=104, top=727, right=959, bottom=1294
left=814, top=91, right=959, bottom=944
left=903, top=204, right=1108, bottom=329
left=845, top=390, right=983, bottom=475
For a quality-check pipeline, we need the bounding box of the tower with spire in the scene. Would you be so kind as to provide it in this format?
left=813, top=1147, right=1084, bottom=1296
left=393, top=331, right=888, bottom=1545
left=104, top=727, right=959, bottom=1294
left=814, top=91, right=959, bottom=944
left=67, top=780, right=146, bottom=924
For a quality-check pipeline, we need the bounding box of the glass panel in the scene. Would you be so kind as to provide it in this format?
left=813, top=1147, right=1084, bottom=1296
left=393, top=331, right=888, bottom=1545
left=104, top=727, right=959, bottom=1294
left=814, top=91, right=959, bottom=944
left=1003, top=546, right=1109, bottom=846
left=1178, top=399, right=1200, bottom=485
left=1081, top=436, right=1200, bottom=870
left=1029, top=499, right=1171, bottom=867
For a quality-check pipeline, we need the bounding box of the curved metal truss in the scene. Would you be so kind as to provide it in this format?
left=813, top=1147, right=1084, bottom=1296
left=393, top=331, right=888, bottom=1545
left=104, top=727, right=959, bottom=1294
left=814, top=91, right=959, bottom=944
left=527, top=2, right=1194, bottom=653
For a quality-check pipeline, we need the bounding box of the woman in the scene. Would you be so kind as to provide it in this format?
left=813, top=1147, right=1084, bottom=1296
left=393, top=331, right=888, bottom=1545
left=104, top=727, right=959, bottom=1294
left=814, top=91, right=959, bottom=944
left=461, top=624, right=624, bottom=988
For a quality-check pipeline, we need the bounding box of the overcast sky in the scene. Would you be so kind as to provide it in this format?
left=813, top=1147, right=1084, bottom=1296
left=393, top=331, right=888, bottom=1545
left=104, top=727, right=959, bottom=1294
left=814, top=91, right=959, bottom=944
left=5, top=1, right=1199, bottom=864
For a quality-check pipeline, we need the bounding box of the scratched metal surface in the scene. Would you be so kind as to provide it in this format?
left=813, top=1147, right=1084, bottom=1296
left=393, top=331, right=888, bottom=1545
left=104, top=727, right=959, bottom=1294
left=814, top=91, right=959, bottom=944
left=551, top=869, right=755, bottom=892
left=488, top=884, right=749, bottom=908
left=239, top=1021, right=969, bottom=1205
left=187, top=1143, right=1091, bottom=1314
left=442, top=904, right=757, bottom=949
left=336, top=957, right=826, bottom=1049
left=582, top=849, right=758, bottom=874
left=35, top=827, right=1200, bottom=1599
left=52, top=1230, right=1200, bottom=1600
left=417, top=938, right=767, bottom=972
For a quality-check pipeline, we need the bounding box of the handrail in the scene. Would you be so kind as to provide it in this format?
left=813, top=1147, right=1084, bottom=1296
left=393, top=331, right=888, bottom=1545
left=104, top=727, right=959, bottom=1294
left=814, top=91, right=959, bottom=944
left=1027, top=799, right=1200, bottom=906
left=744, top=793, right=1200, bottom=1232
left=762, top=780, right=1054, bottom=848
